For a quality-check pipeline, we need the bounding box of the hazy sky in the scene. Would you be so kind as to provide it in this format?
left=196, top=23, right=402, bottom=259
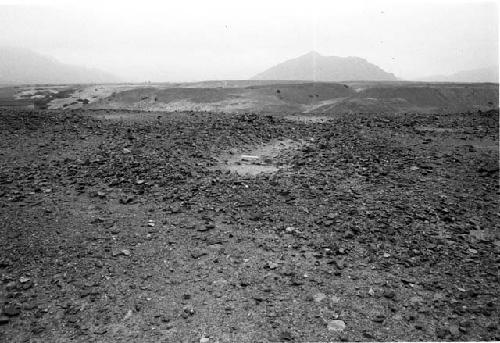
left=0, top=0, right=498, bottom=81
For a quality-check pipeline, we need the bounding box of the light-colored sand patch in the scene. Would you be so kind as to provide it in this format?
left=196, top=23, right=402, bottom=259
left=90, top=89, right=291, bottom=113
left=48, top=85, right=127, bottom=109
left=47, top=84, right=174, bottom=110
left=93, top=97, right=261, bottom=113
left=415, top=126, right=459, bottom=133
left=15, top=87, right=60, bottom=99
left=302, top=98, right=347, bottom=113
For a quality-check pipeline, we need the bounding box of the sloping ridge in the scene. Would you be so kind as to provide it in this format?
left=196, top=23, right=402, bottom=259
left=419, top=66, right=499, bottom=83
left=252, top=51, right=397, bottom=81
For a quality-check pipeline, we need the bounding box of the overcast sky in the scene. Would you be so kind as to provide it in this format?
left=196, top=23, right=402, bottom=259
left=0, top=0, right=498, bottom=82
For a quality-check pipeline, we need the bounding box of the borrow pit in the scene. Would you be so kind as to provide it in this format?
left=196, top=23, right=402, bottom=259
left=216, top=139, right=305, bottom=176
left=284, top=115, right=336, bottom=123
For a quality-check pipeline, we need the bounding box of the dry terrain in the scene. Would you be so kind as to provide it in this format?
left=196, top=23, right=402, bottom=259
left=0, top=87, right=499, bottom=342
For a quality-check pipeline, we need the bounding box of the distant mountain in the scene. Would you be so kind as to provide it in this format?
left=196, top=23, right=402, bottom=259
left=252, top=51, right=397, bottom=81
left=419, top=66, right=499, bottom=83
left=0, top=46, right=119, bottom=84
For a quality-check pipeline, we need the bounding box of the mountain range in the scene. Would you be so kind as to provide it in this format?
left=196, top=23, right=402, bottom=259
left=418, top=66, right=499, bottom=83
left=0, top=47, right=497, bottom=84
left=0, top=46, right=119, bottom=84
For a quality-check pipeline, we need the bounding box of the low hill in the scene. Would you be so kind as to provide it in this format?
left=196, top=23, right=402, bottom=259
left=0, top=46, right=119, bottom=84
left=252, top=51, right=397, bottom=81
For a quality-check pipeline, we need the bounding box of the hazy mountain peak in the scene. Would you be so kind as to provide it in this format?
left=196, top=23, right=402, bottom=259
left=299, top=51, right=322, bottom=58
left=252, top=52, right=396, bottom=81
left=418, top=66, right=499, bottom=83
left=0, top=46, right=119, bottom=84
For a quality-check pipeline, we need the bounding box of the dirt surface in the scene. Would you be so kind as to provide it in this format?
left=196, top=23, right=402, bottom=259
left=0, top=108, right=499, bottom=342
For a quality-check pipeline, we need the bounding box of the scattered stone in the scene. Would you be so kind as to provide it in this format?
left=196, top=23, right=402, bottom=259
left=436, top=327, right=449, bottom=339
left=279, top=330, right=293, bottom=341
left=330, top=259, right=344, bottom=270
left=433, top=292, right=445, bottom=301
left=113, top=249, right=131, bottom=257
left=4, top=304, right=21, bottom=317
left=373, top=314, right=386, bottom=323
left=313, top=292, right=327, bottom=303
left=191, top=249, right=208, bottom=259
left=31, top=325, right=45, bottom=334
left=344, top=230, right=354, bottom=239
left=486, top=323, right=497, bottom=331
left=469, top=230, right=490, bottom=242
left=2, top=95, right=498, bottom=342
left=401, top=277, right=416, bottom=285
left=410, top=296, right=424, bottom=305
left=449, top=324, right=460, bottom=337
left=0, top=258, right=11, bottom=268
left=363, top=331, right=375, bottom=339
left=182, top=305, right=195, bottom=318
left=266, top=262, right=279, bottom=270
left=94, top=326, right=108, bottom=335
left=19, top=277, right=30, bottom=284
left=330, top=295, right=340, bottom=304
left=327, top=320, right=346, bottom=332
left=23, top=302, right=37, bottom=310
left=393, top=314, right=403, bottom=321
left=197, top=224, right=214, bottom=232
left=241, top=155, right=259, bottom=160
left=383, top=289, right=396, bottom=299
left=285, top=226, right=300, bottom=234
left=200, top=337, right=210, bottom=343
left=123, top=309, right=133, bottom=321
left=120, top=196, right=137, bottom=204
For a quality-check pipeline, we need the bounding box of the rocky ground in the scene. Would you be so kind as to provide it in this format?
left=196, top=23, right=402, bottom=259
left=0, top=108, right=498, bottom=342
